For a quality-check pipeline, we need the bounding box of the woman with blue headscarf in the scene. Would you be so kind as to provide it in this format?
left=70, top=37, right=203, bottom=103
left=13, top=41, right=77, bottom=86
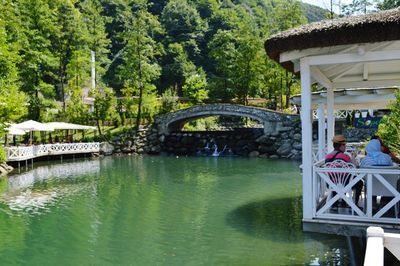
left=361, top=139, right=393, bottom=167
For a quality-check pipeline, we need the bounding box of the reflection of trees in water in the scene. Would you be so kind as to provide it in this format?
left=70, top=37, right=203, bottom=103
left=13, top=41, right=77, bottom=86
left=226, top=196, right=352, bottom=265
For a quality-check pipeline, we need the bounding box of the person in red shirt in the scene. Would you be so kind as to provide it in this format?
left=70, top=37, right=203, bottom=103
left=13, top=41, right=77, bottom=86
left=325, top=135, right=363, bottom=206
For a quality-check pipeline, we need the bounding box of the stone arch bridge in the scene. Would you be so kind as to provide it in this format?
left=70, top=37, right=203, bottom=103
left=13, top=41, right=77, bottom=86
left=154, top=104, right=299, bottom=134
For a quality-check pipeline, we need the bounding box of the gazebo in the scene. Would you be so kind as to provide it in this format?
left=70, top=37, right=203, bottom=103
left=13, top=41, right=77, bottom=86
left=265, top=8, right=400, bottom=236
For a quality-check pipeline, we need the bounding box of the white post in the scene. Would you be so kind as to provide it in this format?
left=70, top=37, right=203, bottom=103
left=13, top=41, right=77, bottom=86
left=300, top=57, right=313, bottom=219
left=91, top=50, right=96, bottom=90
left=364, top=227, right=384, bottom=266
left=326, top=87, right=335, bottom=152
left=317, top=103, right=326, bottom=161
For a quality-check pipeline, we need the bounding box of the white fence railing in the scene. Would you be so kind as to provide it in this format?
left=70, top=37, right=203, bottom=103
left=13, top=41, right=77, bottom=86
left=313, top=160, right=400, bottom=223
left=5, top=143, right=100, bottom=161
left=364, top=227, right=400, bottom=266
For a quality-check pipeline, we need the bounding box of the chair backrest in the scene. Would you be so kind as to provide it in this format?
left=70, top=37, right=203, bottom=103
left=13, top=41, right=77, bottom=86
left=323, top=159, right=356, bottom=187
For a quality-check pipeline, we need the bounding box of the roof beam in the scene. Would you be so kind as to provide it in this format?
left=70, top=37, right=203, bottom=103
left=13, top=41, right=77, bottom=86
left=333, top=79, right=400, bottom=89
left=310, top=66, right=332, bottom=89
left=331, top=63, right=362, bottom=82
left=363, top=64, right=369, bottom=81
left=308, top=50, right=400, bottom=66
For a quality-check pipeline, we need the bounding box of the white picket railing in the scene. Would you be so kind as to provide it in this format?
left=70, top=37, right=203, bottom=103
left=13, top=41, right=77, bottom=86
left=313, top=160, right=400, bottom=224
left=364, top=227, right=400, bottom=266
left=5, top=143, right=100, bottom=161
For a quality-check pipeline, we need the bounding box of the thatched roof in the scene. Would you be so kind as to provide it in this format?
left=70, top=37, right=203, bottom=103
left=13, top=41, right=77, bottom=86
left=265, top=8, right=400, bottom=67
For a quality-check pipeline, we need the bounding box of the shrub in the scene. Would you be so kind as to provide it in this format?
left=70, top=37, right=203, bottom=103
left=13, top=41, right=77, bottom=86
left=0, top=146, right=6, bottom=163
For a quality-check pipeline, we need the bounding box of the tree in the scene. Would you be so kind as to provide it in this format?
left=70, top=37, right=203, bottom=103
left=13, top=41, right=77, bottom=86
left=118, top=0, right=162, bottom=128
left=342, top=0, right=378, bottom=15
left=182, top=69, right=208, bottom=104
left=377, top=91, right=400, bottom=154
left=378, top=0, right=400, bottom=9
left=0, top=0, right=28, bottom=126
left=93, top=87, right=117, bottom=134
left=161, top=43, right=196, bottom=93
left=17, top=0, right=58, bottom=121
left=161, top=0, right=207, bottom=64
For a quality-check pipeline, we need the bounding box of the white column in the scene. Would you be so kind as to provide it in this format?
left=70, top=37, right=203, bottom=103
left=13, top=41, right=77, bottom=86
left=317, top=103, right=326, bottom=161
left=91, top=50, right=96, bottom=90
left=300, top=57, right=313, bottom=220
left=326, top=87, right=334, bottom=152
left=364, top=227, right=384, bottom=266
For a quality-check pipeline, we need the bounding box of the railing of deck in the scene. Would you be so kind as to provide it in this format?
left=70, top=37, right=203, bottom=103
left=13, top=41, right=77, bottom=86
left=364, top=227, right=400, bottom=266
left=5, top=142, right=100, bottom=161
left=313, top=160, right=400, bottom=224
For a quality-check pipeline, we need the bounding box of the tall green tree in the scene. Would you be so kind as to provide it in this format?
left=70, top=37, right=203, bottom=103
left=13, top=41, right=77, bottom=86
left=161, top=0, right=207, bottom=64
left=118, top=0, right=162, bottom=128
left=18, top=0, right=58, bottom=121
left=0, top=1, right=28, bottom=126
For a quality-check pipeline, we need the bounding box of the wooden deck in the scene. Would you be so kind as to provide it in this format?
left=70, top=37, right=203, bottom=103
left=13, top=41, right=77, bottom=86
left=5, top=143, right=100, bottom=162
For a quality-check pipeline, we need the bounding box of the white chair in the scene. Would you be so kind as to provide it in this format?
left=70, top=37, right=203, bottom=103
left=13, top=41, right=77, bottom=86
left=323, top=159, right=358, bottom=211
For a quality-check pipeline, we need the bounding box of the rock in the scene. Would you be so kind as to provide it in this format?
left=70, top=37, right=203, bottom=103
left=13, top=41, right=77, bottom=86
left=278, top=126, right=293, bottom=132
left=258, top=145, right=276, bottom=154
left=270, top=155, right=280, bottom=159
left=292, top=142, right=302, bottom=150
left=100, top=142, right=114, bottom=155
left=248, top=151, right=260, bottom=157
left=277, top=143, right=292, bottom=156
left=0, top=166, right=8, bottom=176
left=158, top=135, right=165, bottom=143
left=293, top=133, right=302, bottom=141
left=151, top=145, right=161, bottom=153
left=258, top=153, right=269, bottom=158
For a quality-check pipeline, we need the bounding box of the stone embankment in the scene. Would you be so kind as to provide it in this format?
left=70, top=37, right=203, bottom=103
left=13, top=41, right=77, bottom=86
left=0, top=163, right=13, bottom=177
left=102, top=120, right=302, bottom=160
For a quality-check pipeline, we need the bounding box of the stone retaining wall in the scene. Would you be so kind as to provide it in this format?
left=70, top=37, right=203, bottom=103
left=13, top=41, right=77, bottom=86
left=106, top=119, right=303, bottom=160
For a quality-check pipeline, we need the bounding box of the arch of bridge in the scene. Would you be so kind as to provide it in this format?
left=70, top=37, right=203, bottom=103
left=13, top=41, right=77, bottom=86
left=154, top=104, right=299, bottom=134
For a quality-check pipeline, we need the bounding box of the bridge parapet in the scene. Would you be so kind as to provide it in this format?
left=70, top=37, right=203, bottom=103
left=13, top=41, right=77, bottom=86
left=154, top=104, right=299, bottom=134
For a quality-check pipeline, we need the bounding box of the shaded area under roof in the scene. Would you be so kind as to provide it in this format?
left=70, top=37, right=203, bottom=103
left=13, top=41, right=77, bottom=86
left=290, top=88, right=398, bottom=110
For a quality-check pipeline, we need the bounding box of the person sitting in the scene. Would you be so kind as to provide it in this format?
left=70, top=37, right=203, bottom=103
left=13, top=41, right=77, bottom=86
left=361, top=139, right=393, bottom=167
left=370, top=135, right=400, bottom=164
left=325, top=135, right=363, bottom=206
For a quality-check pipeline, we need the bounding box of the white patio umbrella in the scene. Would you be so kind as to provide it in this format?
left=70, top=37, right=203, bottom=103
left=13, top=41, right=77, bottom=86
left=5, top=127, right=26, bottom=135
left=12, top=120, right=54, bottom=131
left=12, top=120, right=54, bottom=144
left=46, top=122, right=96, bottom=130
left=45, top=122, right=96, bottom=142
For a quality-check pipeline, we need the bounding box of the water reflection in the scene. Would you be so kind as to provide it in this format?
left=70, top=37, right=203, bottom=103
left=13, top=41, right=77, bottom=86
left=0, top=159, right=100, bottom=213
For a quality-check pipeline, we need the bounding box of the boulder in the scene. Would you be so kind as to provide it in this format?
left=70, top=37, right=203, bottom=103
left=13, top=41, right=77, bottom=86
left=277, top=143, right=292, bottom=156
left=248, top=151, right=260, bottom=157
left=100, top=142, right=115, bottom=155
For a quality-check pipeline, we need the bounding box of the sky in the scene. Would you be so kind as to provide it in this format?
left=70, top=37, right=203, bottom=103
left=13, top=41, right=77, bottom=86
left=300, top=0, right=352, bottom=13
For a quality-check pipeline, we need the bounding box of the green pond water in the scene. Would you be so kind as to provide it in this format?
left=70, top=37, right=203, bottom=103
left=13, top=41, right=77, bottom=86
left=0, top=156, right=353, bottom=265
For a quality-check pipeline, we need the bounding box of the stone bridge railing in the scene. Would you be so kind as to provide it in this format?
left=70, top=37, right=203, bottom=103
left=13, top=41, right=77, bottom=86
left=154, top=104, right=299, bottom=134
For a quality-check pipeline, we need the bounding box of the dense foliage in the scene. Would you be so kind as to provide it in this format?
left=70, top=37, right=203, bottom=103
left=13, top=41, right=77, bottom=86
left=377, top=91, right=400, bottom=154
left=3, top=0, right=376, bottom=132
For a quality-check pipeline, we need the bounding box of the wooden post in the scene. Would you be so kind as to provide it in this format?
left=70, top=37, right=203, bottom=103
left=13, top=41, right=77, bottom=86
left=300, top=57, right=313, bottom=220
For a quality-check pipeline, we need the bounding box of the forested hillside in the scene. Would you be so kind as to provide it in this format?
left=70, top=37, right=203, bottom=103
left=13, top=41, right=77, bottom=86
left=0, top=0, right=323, bottom=129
